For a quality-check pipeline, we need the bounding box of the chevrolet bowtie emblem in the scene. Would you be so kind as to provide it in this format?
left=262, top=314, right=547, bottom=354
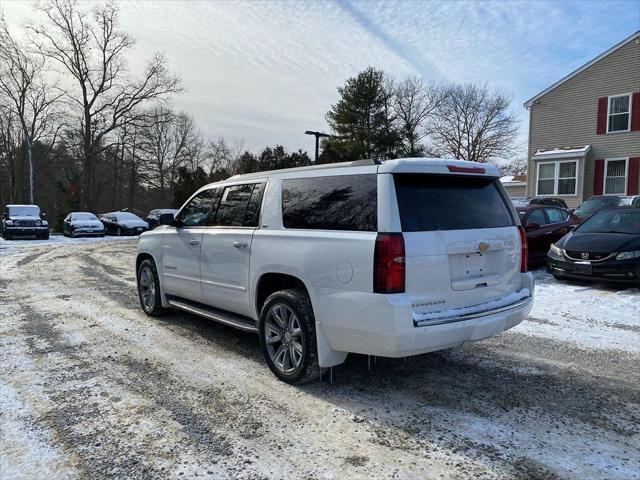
left=476, top=242, right=490, bottom=253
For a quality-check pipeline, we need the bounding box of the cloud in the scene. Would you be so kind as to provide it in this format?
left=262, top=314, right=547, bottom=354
left=2, top=0, right=639, bottom=155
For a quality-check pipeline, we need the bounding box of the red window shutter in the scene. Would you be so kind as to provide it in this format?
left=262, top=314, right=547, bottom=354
left=631, top=92, right=640, bottom=131
left=596, top=97, right=608, bottom=134
left=627, top=157, right=640, bottom=195
left=593, top=159, right=604, bottom=195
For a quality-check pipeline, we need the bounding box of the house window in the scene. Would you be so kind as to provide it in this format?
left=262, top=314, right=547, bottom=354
left=536, top=161, right=577, bottom=196
left=607, top=94, right=631, bottom=132
left=604, top=158, right=627, bottom=195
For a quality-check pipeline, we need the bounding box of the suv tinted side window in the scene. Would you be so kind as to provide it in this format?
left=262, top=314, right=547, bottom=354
left=244, top=183, right=266, bottom=227
left=215, top=184, right=254, bottom=227
left=282, top=174, right=377, bottom=231
left=179, top=189, right=218, bottom=227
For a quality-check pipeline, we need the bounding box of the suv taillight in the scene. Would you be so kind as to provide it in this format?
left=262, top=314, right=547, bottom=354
left=374, top=233, right=405, bottom=293
left=517, top=225, right=528, bottom=272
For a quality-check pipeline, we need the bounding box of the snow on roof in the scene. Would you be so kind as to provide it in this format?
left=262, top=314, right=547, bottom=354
left=524, top=31, right=640, bottom=108
left=533, top=145, right=591, bottom=160
left=500, top=175, right=527, bottom=185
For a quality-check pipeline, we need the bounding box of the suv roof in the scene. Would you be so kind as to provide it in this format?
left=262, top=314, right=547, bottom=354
left=225, top=157, right=499, bottom=183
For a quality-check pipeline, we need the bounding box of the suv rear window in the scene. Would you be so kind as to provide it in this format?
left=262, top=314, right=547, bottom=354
left=282, top=174, right=377, bottom=231
left=394, top=174, right=514, bottom=232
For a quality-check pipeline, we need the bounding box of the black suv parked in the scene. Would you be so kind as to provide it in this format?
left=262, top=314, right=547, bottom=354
left=1, top=204, right=50, bottom=240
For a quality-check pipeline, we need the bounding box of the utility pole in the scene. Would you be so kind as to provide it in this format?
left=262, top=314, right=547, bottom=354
left=304, top=130, right=330, bottom=163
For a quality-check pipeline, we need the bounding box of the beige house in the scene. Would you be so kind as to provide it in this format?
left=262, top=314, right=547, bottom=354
left=524, top=31, right=640, bottom=208
left=500, top=175, right=527, bottom=197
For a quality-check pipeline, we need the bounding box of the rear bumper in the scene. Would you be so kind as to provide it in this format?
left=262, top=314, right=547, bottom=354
left=316, top=272, right=534, bottom=359
left=547, top=257, right=640, bottom=284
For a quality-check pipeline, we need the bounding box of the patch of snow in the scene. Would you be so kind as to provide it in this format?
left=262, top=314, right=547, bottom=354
left=533, top=145, right=591, bottom=160
left=0, top=381, right=78, bottom=479
left=0, top=235, right=136, bottom=256
left=516, top=269, right=640, bottom=353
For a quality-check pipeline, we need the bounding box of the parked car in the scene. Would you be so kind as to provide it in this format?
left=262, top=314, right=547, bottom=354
left=511, top=197, right=568, bottom=209
left=573, top=195, right=640, bottom=222
left=63, top=212, right=105, bottom=237
left=146, top=209, right=178, bottom=230
left=1, top=204, right=49, bottom=240
left=516, top=206, right=575, bottom=266
left=547, top=208, right=640, bottom=285
left=528, top=197, right=569, bottom=209
left=100, top=211, right=149, bottom=236
left=135, top=158, right=534, bottom=384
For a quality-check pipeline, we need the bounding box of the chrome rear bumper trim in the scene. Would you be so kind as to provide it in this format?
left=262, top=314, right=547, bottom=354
left=413, top=296, right=532, bottom=327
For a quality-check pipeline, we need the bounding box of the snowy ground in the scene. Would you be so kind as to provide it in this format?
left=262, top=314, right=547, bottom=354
left=0, top=238, right=638, bottom=479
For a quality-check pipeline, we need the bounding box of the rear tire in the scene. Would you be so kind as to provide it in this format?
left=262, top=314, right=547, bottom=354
left=259, top=289, right=320, bottom=384
left=137, top=259, right=166, bottom=317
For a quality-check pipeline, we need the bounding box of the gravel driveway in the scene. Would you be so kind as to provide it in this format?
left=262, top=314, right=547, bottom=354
left=1, top=239, right=639, bottom=479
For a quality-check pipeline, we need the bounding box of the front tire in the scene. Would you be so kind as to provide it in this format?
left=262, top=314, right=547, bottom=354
left=259, top=289, right=320, bottom=384
left=137, top=259, right=166, bottom=316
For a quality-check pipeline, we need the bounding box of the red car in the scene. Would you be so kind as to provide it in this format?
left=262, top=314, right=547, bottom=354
left=516, top=205, right=576, bottom=266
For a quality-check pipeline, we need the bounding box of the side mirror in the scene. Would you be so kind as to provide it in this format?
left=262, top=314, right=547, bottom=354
left=525, top=222, right=540, bottom=231
left=158, top=212, right=176, bottom=226
left=41, top=212, right=47, bottom=218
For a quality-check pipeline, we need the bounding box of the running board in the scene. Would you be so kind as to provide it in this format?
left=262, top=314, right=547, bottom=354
left=167, top=297, right=258, bottom=333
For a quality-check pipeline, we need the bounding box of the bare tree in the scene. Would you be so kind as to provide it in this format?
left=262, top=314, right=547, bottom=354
left=0, top=105, right=22, bottom=203
left=498, top=156, right=528, bottom=176
left=392, top=76, right=444, bottom=157
left=205, top=136, right=244, bottom=178
left=30, top=0, right=181, bottom=210
left=0, top=16, right=63, bottom=204
left=140, top=107, right=201, bottom=203
left=430, top=83, right=518, bottom=163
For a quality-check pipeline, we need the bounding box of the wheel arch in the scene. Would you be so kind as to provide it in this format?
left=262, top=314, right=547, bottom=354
left=136, top=252, right=156, bottom=273
left=254, top=272, right=309, bottom=318
left=136, top=251, right=170, bottom=308
left=253, top=271, right=348, bottom=369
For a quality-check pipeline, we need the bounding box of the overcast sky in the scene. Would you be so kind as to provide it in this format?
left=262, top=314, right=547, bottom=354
left=2, top=0, right=639, bottom=155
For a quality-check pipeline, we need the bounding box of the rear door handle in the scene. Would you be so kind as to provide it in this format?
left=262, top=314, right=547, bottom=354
left=189, top=239, right=200, bottom=246
left=233, top=241, right=248, bottom=249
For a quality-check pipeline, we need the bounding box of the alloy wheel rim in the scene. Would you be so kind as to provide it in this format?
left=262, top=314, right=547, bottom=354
left=139, top=266, right=156, bottom=311
left=265, top=303, right=303, bottom=374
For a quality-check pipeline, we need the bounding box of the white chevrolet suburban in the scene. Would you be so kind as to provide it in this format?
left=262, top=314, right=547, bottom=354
left=135, top=158, right=534, bottom=383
